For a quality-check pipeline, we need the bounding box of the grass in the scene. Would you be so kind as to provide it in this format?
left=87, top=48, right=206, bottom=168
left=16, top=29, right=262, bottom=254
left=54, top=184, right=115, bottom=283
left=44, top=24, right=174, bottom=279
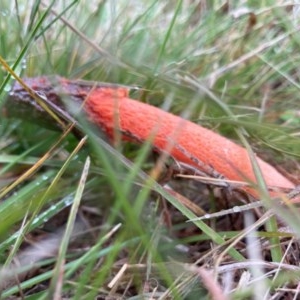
left=0, top=0, right=300, bottom=299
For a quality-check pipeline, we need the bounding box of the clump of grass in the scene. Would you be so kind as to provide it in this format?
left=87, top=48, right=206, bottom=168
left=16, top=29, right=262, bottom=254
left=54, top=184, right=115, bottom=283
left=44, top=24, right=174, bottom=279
left=0, top=0, right=300, bottom=299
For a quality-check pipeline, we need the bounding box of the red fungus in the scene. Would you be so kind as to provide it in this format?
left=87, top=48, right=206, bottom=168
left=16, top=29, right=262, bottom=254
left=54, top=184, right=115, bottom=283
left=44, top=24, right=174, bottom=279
left=85, top=88, right=295, bottom=198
